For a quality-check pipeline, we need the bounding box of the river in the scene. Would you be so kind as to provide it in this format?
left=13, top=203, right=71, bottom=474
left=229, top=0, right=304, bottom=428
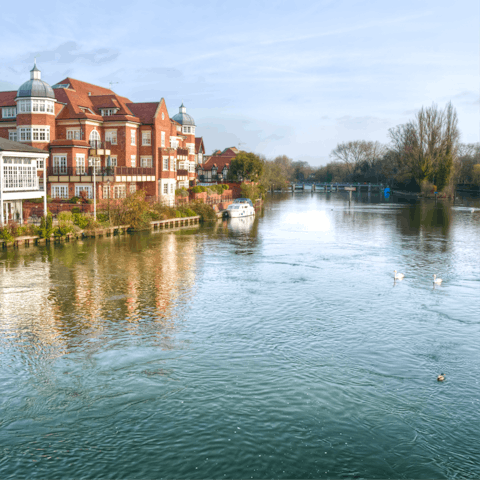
left=1, top=192, right=480, bottom=479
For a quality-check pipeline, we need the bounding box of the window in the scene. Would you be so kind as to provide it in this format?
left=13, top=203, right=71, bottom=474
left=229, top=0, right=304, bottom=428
left=36, top=158, right=44, bottom=169
left=169, top=137, right=178, bottom=149
left=170, top=156, right=175, bottom=171
left=53, top=155, right=67, bottom=174
left=131, top=155, right=136, bottom=168
left=2, top=158, right=38, bottom=191
left=75, top=155, right=85, bottom=175
left=100, top=108, right=117, bottom=116
left=105, top=130, right=117, bottom=144
left=129, top=184, right=136, bottom=194
left=52, top=185, right=69, bottom=199
left=89, top=129, right=101, bottom=148
left=161, top=112, right=165, bottom=120
left=114, top=185, right=126, bottom=198
left=130, top=130, right=136, bottom=145
left=18, top=99, right=54, bottom=114
left=32, top=127, right=50, bottom=141
left=19, top=127, right=31, bottom=141
left=161, top=131, right=165, bottom=147
left=103, top=185, right=111, bottom=199
left=142, top=131, right=151, bottom=146
left=75, top=185, right=93, bottom=198
left=2, top=107, right=16, bottom=118
left=141, top=157, right=152, bottom=168
left=163, top=183, right=168, bottom=194
left=108, top=156, right=117, bottom=167
left=8, top=131, right=17, bottom=141
left=88, top=157, right=101, bottom=174
left=170, top=183, right=174, bottom=194
left=163, top=157, right=168, bottom=170
left=67, top=129, right=81, bottom=140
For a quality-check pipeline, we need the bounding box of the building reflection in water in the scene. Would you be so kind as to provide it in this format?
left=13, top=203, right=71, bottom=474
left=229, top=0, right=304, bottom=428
left=0, top=231, right=199, bottom=359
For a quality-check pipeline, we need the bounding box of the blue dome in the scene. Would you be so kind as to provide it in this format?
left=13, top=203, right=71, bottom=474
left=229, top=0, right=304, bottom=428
left=16, top=63, right=55, bottom=99
left=172, top=104, right=195, bottom=126
left=17, top=79, right=55, bottom=99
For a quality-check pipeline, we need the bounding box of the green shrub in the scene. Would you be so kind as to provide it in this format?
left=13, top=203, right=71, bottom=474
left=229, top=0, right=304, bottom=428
left=175, top=188, right=189, bottom=197
left=57, top=211, right=73, bottom=222
left=39, top=214, right=54, bottom=239
left=192, top=186, right=207, bottom=194
left=0, top=226, right=14, bottom=242
left=69, top=196, right=81, bottom=204
left=71, top=207, right=81, bottom=214
left=188, top=202, right=216, bottom=222
left=73, top=213, right=91, bottom=229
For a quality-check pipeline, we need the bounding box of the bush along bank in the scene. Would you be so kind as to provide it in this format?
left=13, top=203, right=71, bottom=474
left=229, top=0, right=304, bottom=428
left=1, top=191, right=216, bottom=247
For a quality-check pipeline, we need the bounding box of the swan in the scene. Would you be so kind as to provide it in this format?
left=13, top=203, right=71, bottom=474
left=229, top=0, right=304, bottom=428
left=433, top=274, right=442, bottom=285
left=394, top=270, right=404, bottom=280
left=470, top=208, right=475, bottom=213
left=437, top=373, right=445, bottom=382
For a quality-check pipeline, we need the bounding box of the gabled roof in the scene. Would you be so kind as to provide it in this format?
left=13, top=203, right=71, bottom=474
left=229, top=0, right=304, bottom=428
left=0, top=137, right=49, bottom=154
left=201, top=154, right=233, bottom=171
left=127, top=102, right=159, bottom=124
left=195, top=137, right=205, bottom=154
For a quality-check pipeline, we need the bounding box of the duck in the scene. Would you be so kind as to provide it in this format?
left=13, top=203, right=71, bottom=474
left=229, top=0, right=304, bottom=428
left=433, top=274, right=442, bottom=285
left=394, top=270, right=405, bottom=280
left=437, top=373, right=445, bottom=382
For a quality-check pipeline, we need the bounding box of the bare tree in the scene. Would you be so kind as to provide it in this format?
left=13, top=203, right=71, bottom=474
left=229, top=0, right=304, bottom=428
left=388, top=102, right=460, bottom=191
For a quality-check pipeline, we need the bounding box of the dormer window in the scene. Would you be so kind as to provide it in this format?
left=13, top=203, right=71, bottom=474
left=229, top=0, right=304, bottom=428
left=79, top=106, right=95, bottom=114
left=100, top=108, right=118, bottom=116
left=2, top=107, right=16, bottom=118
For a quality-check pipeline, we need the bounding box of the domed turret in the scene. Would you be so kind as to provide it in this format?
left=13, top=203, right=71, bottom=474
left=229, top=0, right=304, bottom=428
left=172, top=103, right=195, bottom=126
left=16, top=61, right=55, bottom=100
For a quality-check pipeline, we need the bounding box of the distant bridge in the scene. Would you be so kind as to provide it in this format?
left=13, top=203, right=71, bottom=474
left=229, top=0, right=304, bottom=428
left=271, top=183, right=387, bottom=193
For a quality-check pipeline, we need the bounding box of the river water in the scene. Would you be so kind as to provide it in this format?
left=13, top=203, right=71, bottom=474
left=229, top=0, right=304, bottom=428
left=1, top=192, right=480, bottom=479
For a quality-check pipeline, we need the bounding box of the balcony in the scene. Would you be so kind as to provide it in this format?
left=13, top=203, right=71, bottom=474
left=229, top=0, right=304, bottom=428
left=47, top=166, right=156, bottom=183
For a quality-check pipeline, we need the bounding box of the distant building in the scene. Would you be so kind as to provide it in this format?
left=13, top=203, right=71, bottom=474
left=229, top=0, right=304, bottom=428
left=197, top=147, right=238, bottom=183
left=0, top=137, right=48, bottom=226
left=0, top=63, right=200, bottom=205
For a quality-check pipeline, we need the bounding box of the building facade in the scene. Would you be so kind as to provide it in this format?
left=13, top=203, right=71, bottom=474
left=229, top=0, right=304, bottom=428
left=197, top=147, right=238, bottom=183
left=0, top=137, right=48, bottom=226
left=0, top=63, right=200, bottom=206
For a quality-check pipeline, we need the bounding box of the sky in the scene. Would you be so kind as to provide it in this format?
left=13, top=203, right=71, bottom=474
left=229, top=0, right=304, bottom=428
left=0, top=0, right=478, bottom=166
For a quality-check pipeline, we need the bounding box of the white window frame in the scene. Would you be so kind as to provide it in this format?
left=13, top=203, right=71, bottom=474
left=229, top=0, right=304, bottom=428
left=142, top=131, right=151, bottom=146
left=140, top=157, right=152, bottom=168
left=130, top=130, right=136, bottom=146
left=163, top=157, right=169, bottom=171
left=108, top=155, right=117, bottom=167
left=105, top=129, right=117, bottom=145
left=2, top=107, right=16, bottom=118
left=75, top=185, right=93, bottom=199
left=52, top=184, right=69, bottom=199
left=161, top=131, right=165, bottom=147
left=170, top=156, right=175, bottom=171
left=131, top=155, right=136, bottom=168
left=129, top=183, right=136, bottom=194
left=163, top=183, right=168, bottom=194
left=8, top=131, right=17, bottom=142
left=88, top=157, right=101, bottom=174
left=114, top=184, right=126, bottom=199
left=75, top=154, right=85, bottom=175
left=67, top=129, right=81, bottom=140
left=89, top=129, right=101, bottom=148
left=53, top=155, right=67, bottom=174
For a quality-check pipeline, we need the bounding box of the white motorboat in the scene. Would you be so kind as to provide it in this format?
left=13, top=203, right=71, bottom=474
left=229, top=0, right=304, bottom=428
left=225, top=198, right=255, bottom=218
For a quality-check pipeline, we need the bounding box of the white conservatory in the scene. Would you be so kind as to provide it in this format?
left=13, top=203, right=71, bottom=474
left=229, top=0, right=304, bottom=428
left=0, top=138, right=48, bottom=226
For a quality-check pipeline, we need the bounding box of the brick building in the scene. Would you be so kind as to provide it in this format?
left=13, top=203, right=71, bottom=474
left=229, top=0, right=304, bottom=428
left=0, top=63, right=200, bottom=205
left=197, top=147, right=238, bottom=183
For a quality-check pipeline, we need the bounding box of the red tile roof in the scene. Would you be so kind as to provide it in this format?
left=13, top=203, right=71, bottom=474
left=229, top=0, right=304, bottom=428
left=195, top=137, right=205, bottom=154
left=127, top=102, right=159, bottom=124
left=0, top=91, right=17, bottom=107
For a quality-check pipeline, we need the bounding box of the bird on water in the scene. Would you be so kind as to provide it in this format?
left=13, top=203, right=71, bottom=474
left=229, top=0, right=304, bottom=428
left=437, top=373, right=445, bottom=382
left=433, top=274, right=442, bottom=285
left=394, top=270, right=404, bottom=280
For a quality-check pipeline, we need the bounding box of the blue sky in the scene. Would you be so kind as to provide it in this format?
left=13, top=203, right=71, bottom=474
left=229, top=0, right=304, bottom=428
left=1, top=0, right=478, bottom=165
